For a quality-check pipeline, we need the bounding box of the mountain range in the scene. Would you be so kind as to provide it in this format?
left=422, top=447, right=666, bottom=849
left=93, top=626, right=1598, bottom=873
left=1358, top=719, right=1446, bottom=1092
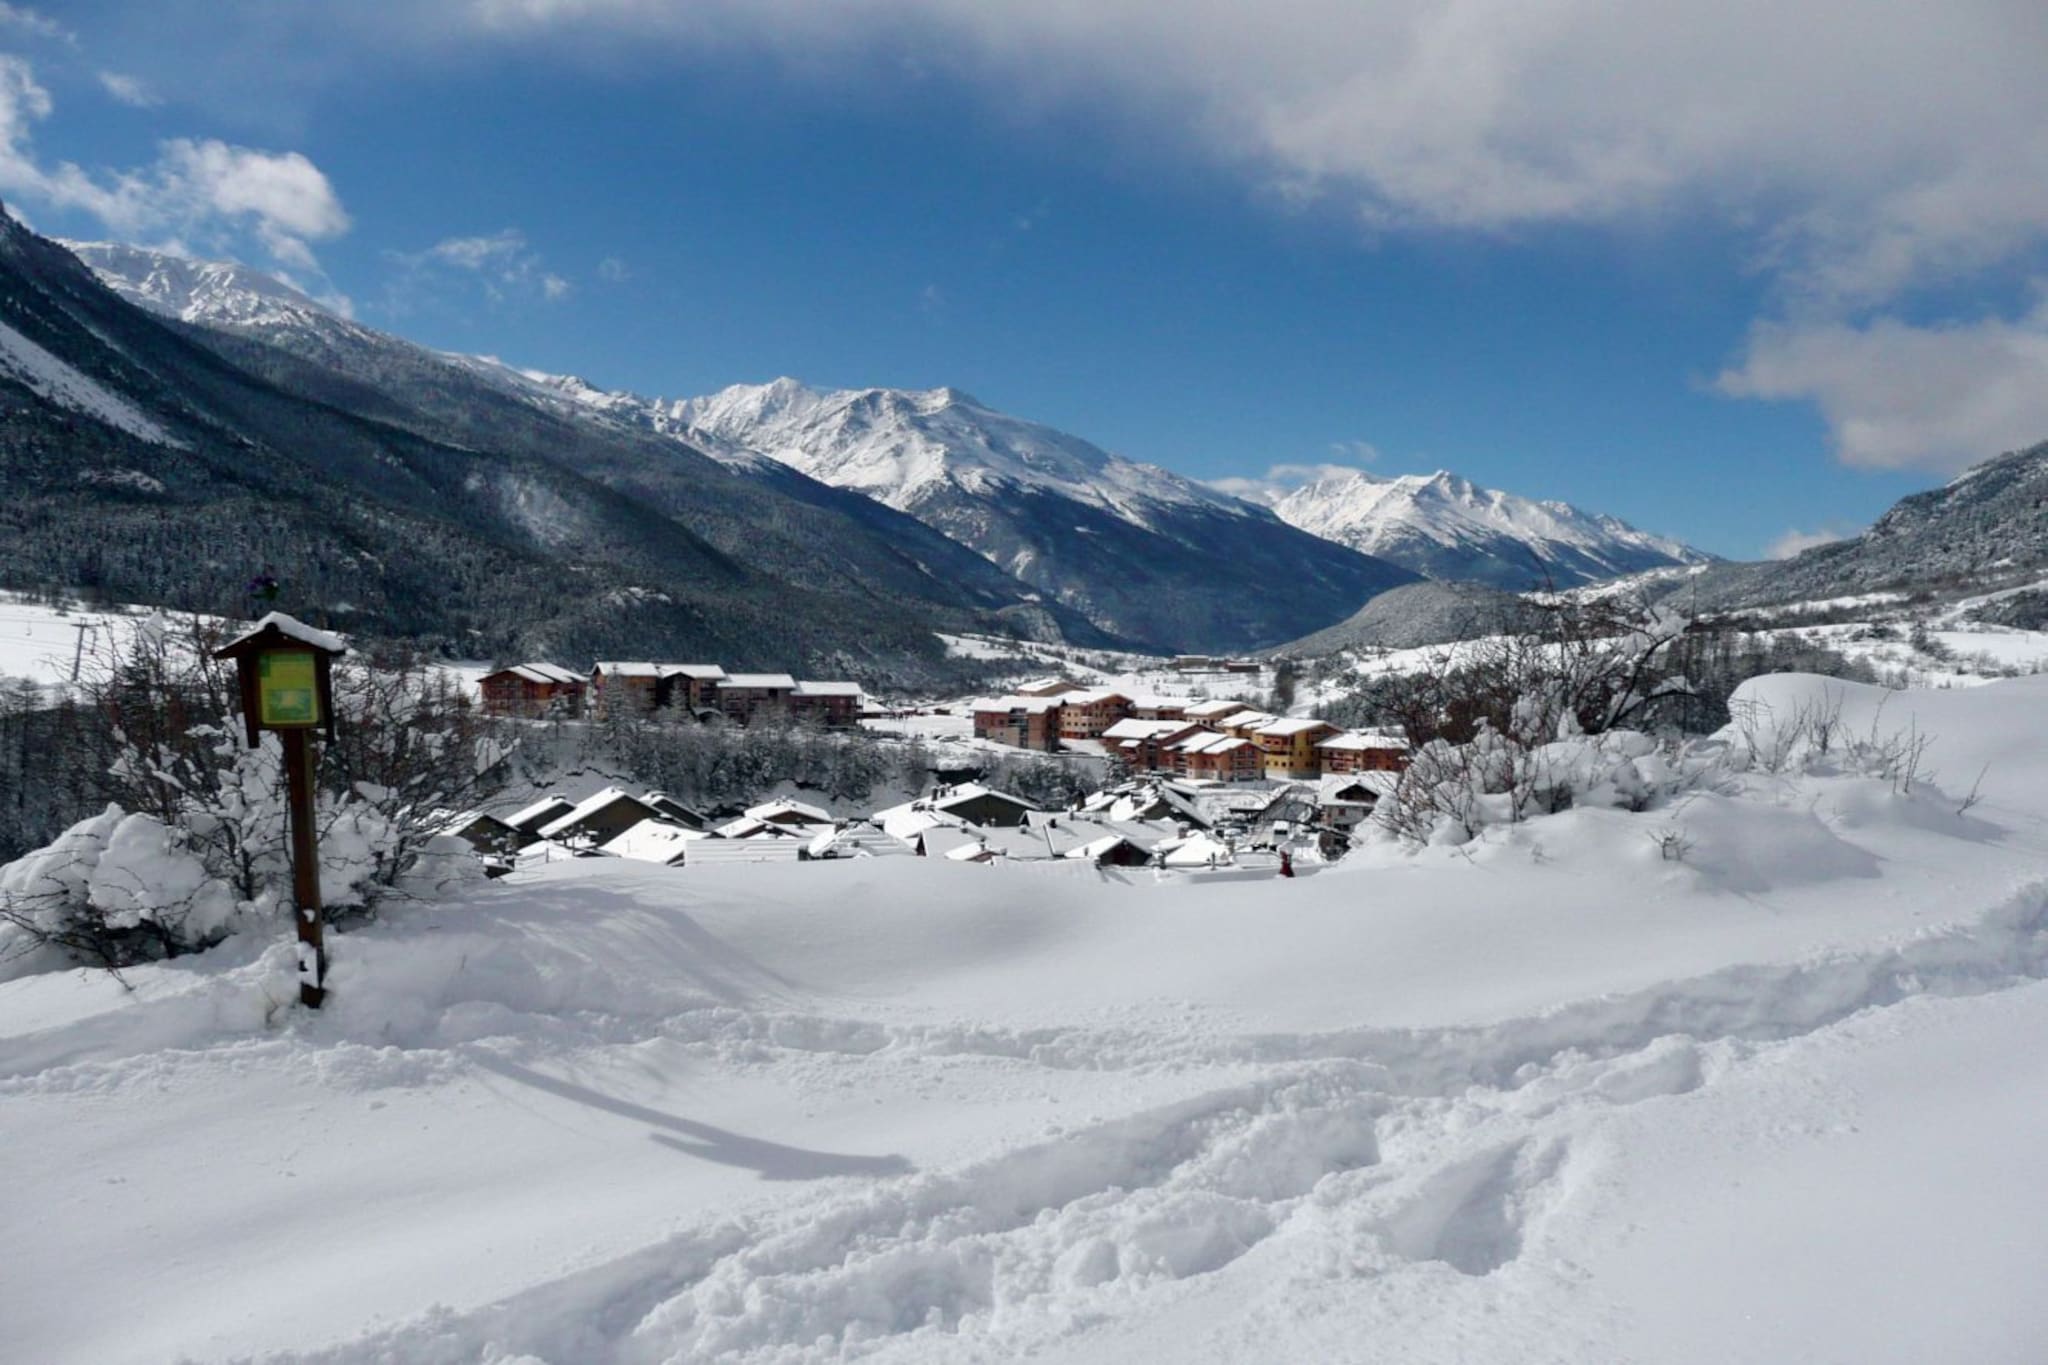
left=1245, top=467, right=1711, bottom=589
left=67, top=242, right=1419, bottom=653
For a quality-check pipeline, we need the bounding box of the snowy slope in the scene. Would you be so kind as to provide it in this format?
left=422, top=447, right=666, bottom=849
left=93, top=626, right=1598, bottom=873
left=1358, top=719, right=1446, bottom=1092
left=4, top=674, right=2048, bottom=1362
left=676, top=379, right=1250, bottom=525
left=663, top=379, right=1417, bottom=651
left=1258, top=467, right=1711, bottom=589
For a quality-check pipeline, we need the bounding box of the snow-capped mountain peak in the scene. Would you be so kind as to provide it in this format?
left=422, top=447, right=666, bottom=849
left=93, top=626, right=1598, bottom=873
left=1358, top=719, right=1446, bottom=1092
left=672, top=378, right=1254, bottom=524
left=1251, top=465, right=1711, bottom=590
left=59, top=240, right=347, bottom=332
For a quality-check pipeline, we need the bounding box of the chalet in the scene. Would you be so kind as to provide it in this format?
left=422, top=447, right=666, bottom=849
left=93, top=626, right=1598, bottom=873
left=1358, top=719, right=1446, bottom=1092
left=1253, top=717, right=1339, bottom=779
left=1057, top=688, right=1132, bottom=741
left=1316, top=730, right=1412, bottom=775
left=1215, top=709, right=1280, bottom=740
left=600, top=819, right=705, bottom=866
left=1159, top=831, right=1235, bottom=868
left=643, top=792, right=711, bottom=830
left=504, top=795, right=577, bottom=846
left=1126, top=694, right=1190, bottom=722
left=590, top=662, right=665, bottom=717
left=1101, top=717, right=1205, bottom=774
left=928, top=783, right=1040, bottom=828
left=1173, top=731, right=1264, bottom=782
left=478, top=663, right=586, bottom=718
left=743, top=798, right=835, bottom=830
left=655, top=664, right=727, bottom=714
left=971, top=695, right=1062, bottom=750
left=1315, top=773, right=1399, bottom=835
left=537, top=787, right=662, bottom=848
left=790, top=680, right=864, bottom=728
left=716, top=673, right=798, bottom=726
left=437, top=812, right=521, bottom=874
left=1183, top=697, right=1255, bottom=722
left=1172, top=655, right=1222, bottom=672
left=1066, top=834, right=1155, bottom=867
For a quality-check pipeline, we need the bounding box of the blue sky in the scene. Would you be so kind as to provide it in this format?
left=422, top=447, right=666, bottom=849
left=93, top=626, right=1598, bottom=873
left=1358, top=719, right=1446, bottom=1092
left=6, top=2, right=2048, bottom=560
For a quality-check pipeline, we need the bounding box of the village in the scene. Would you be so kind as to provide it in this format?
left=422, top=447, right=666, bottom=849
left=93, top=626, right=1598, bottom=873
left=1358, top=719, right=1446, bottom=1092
left=456, top=651, right=1414, bottom=878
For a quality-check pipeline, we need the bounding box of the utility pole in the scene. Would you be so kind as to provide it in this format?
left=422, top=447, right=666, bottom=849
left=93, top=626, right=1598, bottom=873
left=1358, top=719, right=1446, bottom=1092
left=70, top=621, right=90, bottom=681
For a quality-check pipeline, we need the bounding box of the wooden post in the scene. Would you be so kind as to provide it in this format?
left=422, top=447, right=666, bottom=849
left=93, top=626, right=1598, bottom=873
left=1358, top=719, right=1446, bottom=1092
left=282, top=727, right=325, bottom=1008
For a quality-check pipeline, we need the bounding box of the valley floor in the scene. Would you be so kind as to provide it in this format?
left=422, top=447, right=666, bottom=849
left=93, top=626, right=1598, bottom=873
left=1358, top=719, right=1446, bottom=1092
left=4, top=675, right=2047, bottom=1363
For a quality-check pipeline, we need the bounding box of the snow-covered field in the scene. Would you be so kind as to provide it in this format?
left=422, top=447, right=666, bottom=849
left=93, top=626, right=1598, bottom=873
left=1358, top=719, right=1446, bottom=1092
left=5, top=672, right=2048, bottom=1363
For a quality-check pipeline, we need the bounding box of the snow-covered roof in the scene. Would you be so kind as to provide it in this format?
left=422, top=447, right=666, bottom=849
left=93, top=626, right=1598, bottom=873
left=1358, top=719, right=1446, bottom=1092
left=1101, top=717, right=1196, bottom=742
left=1064, top=687, right=1129, bottom=706
left=600, top=819, right=706, bottom=864
left=487, top=662, right=583, bottom=686
left=1184, top=698, right=1253, bottom=719
left=220, top=611, right=345, bottom=655
left=930, top=783, right=1038, bottom=814
left=661, top=663, right=727, bottom=681
left=744, top=798, right=834, bottom=826
left=1124, top=694, right=1186, bottom=711
left=1318, top=772, right=1401, bottom=803
left=973, top=695, right=1063, bottom=715
left=713, top=816, right=801, bottom=840
left=593, top=661, right=663, bottom=679
left=505, top=795, right=575, bottom=831
left=719, top=673, right=797, bottom=691
left=793, top=680, right=863, bottom=698
left=1214, top=709, right=1278, bottom=729
left=537, top=787, right=646, bottom=839
left=1174, top=732, right=1256, bottom=756
left=1317, top=731, right=1411, bottom=751
left=1254, top=717, right=1336, bottom=738
left=1159, top=832, right=1235, bottom=868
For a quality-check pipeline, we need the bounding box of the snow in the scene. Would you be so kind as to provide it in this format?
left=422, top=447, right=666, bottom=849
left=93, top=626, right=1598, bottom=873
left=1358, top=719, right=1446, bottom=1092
left=0, top=315, right=181, bottom=446
left=219, top=611, right=347, bottom=656
left=674, top=379, right=1256, bottom=528
left=1261, top=467, right=1708, bottom=583
left=3, top=674, right=2048, bottom=1361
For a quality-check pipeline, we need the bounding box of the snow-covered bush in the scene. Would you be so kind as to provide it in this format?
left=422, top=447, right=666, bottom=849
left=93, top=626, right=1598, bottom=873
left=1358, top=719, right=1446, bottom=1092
left=0, top=616, right=506, bottom=972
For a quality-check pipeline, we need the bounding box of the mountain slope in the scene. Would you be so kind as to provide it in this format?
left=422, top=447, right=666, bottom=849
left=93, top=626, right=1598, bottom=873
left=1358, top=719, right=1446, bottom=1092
left=1255, top=467, right=1711, bottom=590
left=1667, top=440, right=2048, bottom=612
left=0, top=213, right=1005, bottom=679
left=673, top=380, right=1419, bottom=652
left=65, top=242, right=1115, bottom=652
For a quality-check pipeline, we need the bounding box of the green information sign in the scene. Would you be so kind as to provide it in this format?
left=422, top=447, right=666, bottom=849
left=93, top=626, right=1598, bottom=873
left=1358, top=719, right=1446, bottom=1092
left=258, top=650, right=320, bottom=726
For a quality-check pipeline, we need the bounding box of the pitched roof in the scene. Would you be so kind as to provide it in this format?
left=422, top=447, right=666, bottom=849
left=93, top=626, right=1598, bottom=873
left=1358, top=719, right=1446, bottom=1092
left=1317, top=731, right=1411, bottom=751
left=1101, top=717, right=1197, bottom=741
left=592, top=661, right=663, bottom=678
left=719, top=673, right=798, bottom=690
left=744, top=798, right=834, bottom=825
left=972, top=695, right=1062, bottom=715
left=661, top=664, right=727, bottom=681
left=486, top=662, right=583, bottom=686
left=537, top=787, right=651, bottom=839
left=505, top=794, right=576, bottom=831
left=1254, top=717, right=1336, bottom=738
left=600, top=819, right=707, bottom=864
left=793, top=680, right=863, bottom=698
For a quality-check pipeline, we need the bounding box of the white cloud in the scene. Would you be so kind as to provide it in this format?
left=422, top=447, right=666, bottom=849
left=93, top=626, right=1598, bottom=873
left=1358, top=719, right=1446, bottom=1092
left=446, top=1, right=2048, bottom=307
left=1765, top=527, right=1852, bottom=560
left=1716, top=304, right=2048, bottom=473
left=96, top=71, right=159, bottom=108
left=596, top=255, right=629, bottom=282
left=389, top=227, right=570, bottom=306
left=0, top=55, right=348, bottom=277
left=1207, top=458, right=1380, bottom=505
left=0, top=3, right=73, bottom=45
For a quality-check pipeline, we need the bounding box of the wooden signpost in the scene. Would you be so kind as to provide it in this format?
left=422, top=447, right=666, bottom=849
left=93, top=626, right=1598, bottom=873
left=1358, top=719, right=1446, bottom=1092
left=214, top=613, right=345, bottom=1009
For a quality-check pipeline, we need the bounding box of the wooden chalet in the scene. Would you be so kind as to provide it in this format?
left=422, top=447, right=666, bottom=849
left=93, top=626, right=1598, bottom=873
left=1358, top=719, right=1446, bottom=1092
left=537, top=787, right=662, bottom=848
left=1253, top=717, right=1339, bottom=779
left=1316, top=731, right=1413, bottom=774
left=479, top=663, right=586, bottom=718
left=791, top=680, right=863, bottom=727
left=716, top=673, right=798, bottom=725
left=1173, top=731, right=1264, bottom=782
left=655, top=664, right=727, bottom=713
left=1057, top=688, right=1132, bottom=741
left=1101, top=717, right=1205, bottom=774
left=589, top=662, right=665, bottom=717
